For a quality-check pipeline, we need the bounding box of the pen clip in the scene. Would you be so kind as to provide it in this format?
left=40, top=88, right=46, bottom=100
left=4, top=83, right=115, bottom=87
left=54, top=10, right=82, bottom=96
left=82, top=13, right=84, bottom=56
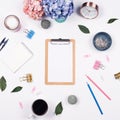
left=0, top=38, right=9, bottom=51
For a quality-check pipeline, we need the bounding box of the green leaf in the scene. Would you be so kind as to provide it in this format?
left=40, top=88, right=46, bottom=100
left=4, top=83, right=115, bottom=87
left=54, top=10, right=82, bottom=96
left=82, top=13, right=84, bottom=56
left=11, top=86, right=22, bottom=92
left=0, top=76, right=7, bottom=91
left=78, top=25, right=90, bottom=34
left=107, top=18, right=118, bottom=23
left=55, top=102, right=63, bottom=115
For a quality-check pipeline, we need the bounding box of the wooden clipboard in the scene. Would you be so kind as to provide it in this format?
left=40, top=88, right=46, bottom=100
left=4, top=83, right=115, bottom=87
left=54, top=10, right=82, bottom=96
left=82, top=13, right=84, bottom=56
left=45, top=39, right=75, bottom=85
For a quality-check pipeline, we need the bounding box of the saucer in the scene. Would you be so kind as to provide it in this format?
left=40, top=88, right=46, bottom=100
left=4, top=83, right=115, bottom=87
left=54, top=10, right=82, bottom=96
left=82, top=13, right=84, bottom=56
left=93, top=32, right=112, bottom=51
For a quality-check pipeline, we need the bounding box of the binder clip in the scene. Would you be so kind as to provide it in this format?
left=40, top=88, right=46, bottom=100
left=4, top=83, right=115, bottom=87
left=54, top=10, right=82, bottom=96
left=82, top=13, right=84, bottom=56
left=23, top=29, right=35, bottom=39
left=93, top=60, right=105, bottom=70
left=114, top=72, right=120, bottom=80
left=19, top=73, right=32, bottom=82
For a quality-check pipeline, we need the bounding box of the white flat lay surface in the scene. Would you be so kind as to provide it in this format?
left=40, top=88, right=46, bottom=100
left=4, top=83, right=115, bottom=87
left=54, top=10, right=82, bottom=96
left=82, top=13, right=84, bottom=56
left=0, top=0, right=120, bottom=120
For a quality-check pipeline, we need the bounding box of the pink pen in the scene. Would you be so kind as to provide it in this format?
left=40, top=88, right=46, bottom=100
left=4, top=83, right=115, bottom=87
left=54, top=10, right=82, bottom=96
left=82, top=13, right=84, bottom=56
left=86, top=75, right=111, bottom=100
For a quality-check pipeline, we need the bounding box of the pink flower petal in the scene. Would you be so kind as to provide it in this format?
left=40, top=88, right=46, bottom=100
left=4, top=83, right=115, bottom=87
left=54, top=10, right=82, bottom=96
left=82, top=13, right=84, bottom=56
left=83, top=54, right=91, bottom=58
left=32, top=86, right=36, bottom=93
left=106, top=55, right=110, bottom=62
left=19, top=102, right=23, bottom=109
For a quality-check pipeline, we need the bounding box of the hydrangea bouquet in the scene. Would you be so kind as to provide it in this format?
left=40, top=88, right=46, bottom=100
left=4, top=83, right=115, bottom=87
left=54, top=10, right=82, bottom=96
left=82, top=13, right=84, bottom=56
left=42, top=0, right=74, bottom=23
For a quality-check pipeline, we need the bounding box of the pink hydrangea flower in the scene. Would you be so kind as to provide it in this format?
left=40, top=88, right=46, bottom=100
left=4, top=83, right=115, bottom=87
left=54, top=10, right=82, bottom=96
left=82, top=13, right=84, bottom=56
left=23, top=0, right=44, bottom=20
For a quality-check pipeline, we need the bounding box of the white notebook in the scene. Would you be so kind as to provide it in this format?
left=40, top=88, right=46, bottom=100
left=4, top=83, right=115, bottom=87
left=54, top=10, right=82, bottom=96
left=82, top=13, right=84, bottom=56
left=0, top=41, right=33, bottom=73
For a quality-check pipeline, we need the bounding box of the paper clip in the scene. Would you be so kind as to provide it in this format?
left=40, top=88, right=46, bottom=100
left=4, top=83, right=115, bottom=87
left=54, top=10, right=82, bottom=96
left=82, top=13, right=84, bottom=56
left=93, top=60, right=105, bottom=70
left=23, top=29, right=35, bottom=39
left=114, top=72, right=120, bottom=80
left=19, top=73, right=32, bottom=82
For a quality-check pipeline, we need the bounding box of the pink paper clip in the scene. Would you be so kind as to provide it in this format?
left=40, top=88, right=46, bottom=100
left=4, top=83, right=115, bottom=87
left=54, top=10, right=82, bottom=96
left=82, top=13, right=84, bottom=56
left=93, top=60, right=105, bottom=70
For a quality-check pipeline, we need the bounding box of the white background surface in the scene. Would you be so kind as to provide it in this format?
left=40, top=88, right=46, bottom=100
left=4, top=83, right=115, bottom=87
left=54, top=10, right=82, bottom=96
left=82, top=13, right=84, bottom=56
left=0, top=0, right=120, bottom=120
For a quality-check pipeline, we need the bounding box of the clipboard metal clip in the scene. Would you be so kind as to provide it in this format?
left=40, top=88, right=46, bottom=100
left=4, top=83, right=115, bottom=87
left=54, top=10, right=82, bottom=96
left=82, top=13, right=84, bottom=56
left=51, top=38, right=70, bottom=45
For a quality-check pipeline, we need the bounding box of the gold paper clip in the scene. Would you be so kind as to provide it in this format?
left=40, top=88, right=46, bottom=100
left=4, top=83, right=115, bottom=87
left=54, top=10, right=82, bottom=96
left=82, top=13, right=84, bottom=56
left=114, top=72, right=120, bottom=80
left=19, top=73, right=32, bottom=82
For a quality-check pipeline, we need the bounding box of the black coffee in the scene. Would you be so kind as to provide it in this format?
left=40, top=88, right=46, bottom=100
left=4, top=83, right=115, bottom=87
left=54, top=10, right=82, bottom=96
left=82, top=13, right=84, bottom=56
left=32, top=99, right=48, bottom=116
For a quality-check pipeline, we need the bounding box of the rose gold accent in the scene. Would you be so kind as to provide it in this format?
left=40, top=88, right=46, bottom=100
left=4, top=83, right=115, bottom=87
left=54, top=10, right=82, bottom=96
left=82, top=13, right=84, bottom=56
left=80, top=2, right=99, bottom=19
left=82, top=2, right=98, bottom=11
left=45, top=39, right=75, bottom=85
left=4, top=15, right=21, bottom=32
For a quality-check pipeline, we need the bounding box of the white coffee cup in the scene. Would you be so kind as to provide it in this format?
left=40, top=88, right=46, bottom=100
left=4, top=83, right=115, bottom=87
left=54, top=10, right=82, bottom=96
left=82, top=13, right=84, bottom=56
left=28, top=99, right=48, bottom=119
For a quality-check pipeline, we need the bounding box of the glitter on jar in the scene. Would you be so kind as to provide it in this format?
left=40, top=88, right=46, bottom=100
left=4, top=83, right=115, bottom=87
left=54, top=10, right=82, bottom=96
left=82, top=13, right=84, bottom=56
left=93, top=32, right=112, bottom=51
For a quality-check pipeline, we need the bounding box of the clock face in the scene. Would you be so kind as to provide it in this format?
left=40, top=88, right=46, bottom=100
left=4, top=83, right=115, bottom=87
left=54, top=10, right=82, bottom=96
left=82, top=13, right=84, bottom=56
left=80, top=6, right=98, bottom=19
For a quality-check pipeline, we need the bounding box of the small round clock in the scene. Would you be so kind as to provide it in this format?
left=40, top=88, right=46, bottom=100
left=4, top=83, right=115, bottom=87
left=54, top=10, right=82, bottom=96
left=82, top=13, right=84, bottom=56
left=80, top=2, right=99, bottom=19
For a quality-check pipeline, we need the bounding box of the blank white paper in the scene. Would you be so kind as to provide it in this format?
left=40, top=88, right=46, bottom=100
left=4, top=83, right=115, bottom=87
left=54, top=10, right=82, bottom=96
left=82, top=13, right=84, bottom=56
left=47, top=42, right=73, bottom=83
